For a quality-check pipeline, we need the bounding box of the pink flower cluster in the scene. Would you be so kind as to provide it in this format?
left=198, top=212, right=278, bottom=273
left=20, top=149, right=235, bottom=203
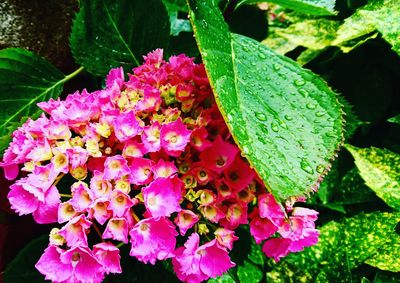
left=1, top=50, right=319, bottom=282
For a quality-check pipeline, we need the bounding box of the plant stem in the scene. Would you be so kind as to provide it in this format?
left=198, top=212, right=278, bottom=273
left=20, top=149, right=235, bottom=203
left=61, top=66, right=84, bottom=84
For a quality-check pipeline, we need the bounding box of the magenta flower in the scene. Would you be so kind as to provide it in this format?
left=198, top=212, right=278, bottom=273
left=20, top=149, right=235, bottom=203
left=172, top=233, right=235, bottom=283
left=58, top=214, right=91, bottom=247
left=93, top=242, right=122, bottom=274
left=113, top=110, right=142, bottom=142
left=130, top=217, right=177, bottom=264
left=174, top=209, right=200, bottom=236
left=103, top=155, right=130, bottom=180
left=160, top=118, right=191, bottom=157
left=200, top=136, right=239, bottom=173
left=223, top=156, right=255, bottom=191
left=129, top=157, right=154, bottom=185
left=142, top=176, right=183, bottom=217
left=102, top=217, right=129, bottom=243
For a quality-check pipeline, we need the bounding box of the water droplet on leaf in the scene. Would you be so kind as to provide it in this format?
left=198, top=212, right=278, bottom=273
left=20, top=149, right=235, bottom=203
left=255, top=112, right=267, bottom=121
left=300, top=159, right=314, bottom=174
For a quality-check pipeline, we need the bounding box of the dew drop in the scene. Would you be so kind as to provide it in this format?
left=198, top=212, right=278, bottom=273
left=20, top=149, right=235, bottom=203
left=316, top=111, right=325, bottom=117
left=259, top=53, right=266, bottom=59
left=271, top=122, right=279, bottom=132
left=298, top=89, right=309, bottom=98
left=300, top=159, right=314, bottom=174
left=260, top=125, right=269, bottom=135
left=273, top=63, right=280, bottom=71
left=294, top=79, right=305, bottom=86
left=284, top=114, right=293, bottom=121
left=255, top=112, right=267, bottom=121
left=306, top=103, right=316, bottom=109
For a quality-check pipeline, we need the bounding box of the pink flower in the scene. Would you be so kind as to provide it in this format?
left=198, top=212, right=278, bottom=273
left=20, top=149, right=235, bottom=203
left=66, top=146, right=89, bottom=169
left=36, top=245, right=104, bottom=283
left=142, top=122, right=161, bottom=152
left=258, top=193, right=285, bottom=222
left=88, top=198, right=112, bottom=225
left=102, top=217, right=129, bottom=243
left=113, top=110, right=142, bottom=142
left=108, top=190, right=136, bottom=217
left=262, top=237, right=292, bottom=262
left=58, top=201, right=79, bottom=223
left=174, top=210, right=200, bottom=236
left=106, top=67, right=125, bottom=89
left=70, top=182, right=94, bottom=212
left=172, top=233, right=235, bottom=283
left=123, top=139, right=148, bottom=158
left=129, top=157, right=154, bottom=185
left=142, top=176, right=183, bottom=217
left=220, top=203, right=248, bottom=229
left=58, top=214, right=91, bottom=247
left=152, top=159, right=177, bottom=178
left=136, top=86, right=162, bottom=112
left=93, top=242, right=122, bottom=274
left=200, top=136, right=239, bottom=173
left=160, top=118, right=191, bottom=157
left=130, top=217, right=177, bottom=264
left=249, top=209, right=279, bottom=244
left=8, top=180, right=60, bottom=224
left=103, top=155, right=130, bottom=180
left=190, top=127, right=212, bottom=151
left=223, top=156, right=255, bottom=191
left=214, top=228, right=238, bottom=250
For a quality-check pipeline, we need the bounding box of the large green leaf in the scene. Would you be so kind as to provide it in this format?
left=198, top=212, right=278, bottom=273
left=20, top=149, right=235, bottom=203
left=365, top=234, right=400, bottom=272
left=3, top=234, right=48, bottom=283
left=188, top=0, right=344, bottom=200
left=70, top=0, right=170, bottom=76
left=332, top=0, right=400, bottom=56
left=0, top=48, right=67, bottom=155
left=237, top=0, right=337, bottom=16
left=266, top=212, right=400, bottom=282
left=346, top=145, right=400, bottom=211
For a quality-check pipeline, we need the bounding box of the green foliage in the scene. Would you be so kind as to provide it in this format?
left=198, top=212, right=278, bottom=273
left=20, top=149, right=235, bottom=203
left=0, top=48, right=67, bottom=155
left=162, top=0, right=191, bottom=36
left=238, top=0, right=337, bottom=16
left=266, top=212, right=400, bottom=281
left=346, top=145, right=400, bottom=211
left=333, top=0, right=400, bottom=56
left=3, top=234, right=48, bottom=283
left=388, top=114, right=400, bottom=125
left=264, top=0, right=400, bottom=65
left=365, top=233, right=400, bottom=272
left=237, top=260, right=263, bottom=283
left=70, top=0, right=170, bottom=76
left=188, top=0, right=344, bottom=200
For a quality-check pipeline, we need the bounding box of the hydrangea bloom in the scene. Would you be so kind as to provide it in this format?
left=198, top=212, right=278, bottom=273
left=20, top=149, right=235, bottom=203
left=1, top=49, right=319, bottom=282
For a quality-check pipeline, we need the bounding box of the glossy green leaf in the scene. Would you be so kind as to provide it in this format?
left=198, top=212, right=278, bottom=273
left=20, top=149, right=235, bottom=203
left=266, top=212, right=400, bottom=281
left=188, top=0, right=344, bottom=200
left=162, top=0, right=191, bottom=36
left=237, top=0, right=337, bottom=16
left=388, top=114, right=400, bottom=125
left=0, top=48, right=66, bottom=155
left=346, top=145, right=400, bottom=211
left=3, top=234, right=48, bottom=283
left=237, top=260, right=263, bottom=283
left=70, top=0, right=170, bottom=76
left=333, top=0, right=400, bottom=55
left=365, top=234, right=400, bottom=272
